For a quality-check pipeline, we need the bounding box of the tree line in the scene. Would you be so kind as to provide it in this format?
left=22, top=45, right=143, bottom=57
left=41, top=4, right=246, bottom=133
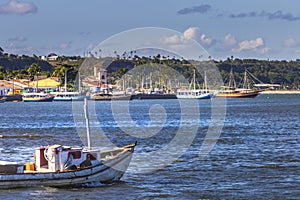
left=0, top=49, right=299, bottom=89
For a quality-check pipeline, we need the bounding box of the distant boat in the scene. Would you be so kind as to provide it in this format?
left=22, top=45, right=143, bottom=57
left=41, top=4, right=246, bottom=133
left=176, top=71, right=214, bottom=99
left=2, top=94, right=22, bottom=102
left=51, top=92, right=90, bottom=101
left=0, top=142, right=136, bottom=189
left=22, top=93, right=54, bottom=102
left=176, top=89, right=213, bottom=99
left=131, top=92, right=177, bottom=100
left=0, top=97, right=6, bottom=103
left=216, top=88, right=259, bottom=98
left=216, top=68, right=259, bottom=98
left=1, top=91, right=23, bottom=102
left=51, top=70, right=90, bottom=101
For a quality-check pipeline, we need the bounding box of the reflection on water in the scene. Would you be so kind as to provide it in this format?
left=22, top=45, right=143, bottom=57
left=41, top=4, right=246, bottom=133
left=0, top=94, right=299, bottom=199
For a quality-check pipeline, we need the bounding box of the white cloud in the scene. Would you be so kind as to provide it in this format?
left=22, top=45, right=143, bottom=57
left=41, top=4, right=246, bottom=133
left=222, top=34, right=237, bottom=47
left=259, top=47, right=271, bottom=54
left=237, top=37, right=264, bottom=52
left=161, top=35, right=182, bottom=44
left=230, top=37, right=270, bottom=55
left=0, top=0, right=37, bottom=15
left=284, top=38, right=298, bottom=47
left=183, top=27, right=201, bottom=40
left=200, top=34, right=213, bottom=46
left=161, top=27, right=215, bottom=49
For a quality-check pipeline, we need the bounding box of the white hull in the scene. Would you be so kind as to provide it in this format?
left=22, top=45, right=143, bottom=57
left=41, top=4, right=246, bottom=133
left=176, top=90, right=213, bottom=99
left=51, top=92, right=90, bottom=101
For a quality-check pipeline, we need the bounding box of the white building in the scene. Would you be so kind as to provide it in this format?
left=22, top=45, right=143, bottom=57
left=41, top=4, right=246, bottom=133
left=94, top=65, right=107, bottom=86
left=47, top=53, right=58, bottom=61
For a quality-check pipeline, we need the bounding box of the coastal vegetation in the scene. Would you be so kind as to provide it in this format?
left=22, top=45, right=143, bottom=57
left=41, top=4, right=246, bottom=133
left=0, top=47, right=299, bottom=89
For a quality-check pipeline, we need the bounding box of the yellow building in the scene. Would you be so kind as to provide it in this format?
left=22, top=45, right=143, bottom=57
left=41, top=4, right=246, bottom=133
left=29, top=77, right=60, bottom=90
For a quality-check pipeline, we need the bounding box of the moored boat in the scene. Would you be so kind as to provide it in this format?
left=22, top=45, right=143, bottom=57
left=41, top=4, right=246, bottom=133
left=216, top=67, right=259, bottom=98
left=2, top=94, right=23, bottom=102
left=132, top=93, right=177, bottom=100
left=0, top=97, right=6, bottom=103
left=215, top=88, right=259, bottom=98
left=51, top=92, right=90, bottom=101
left=22, top=93, right=54, bottom=102
left=176, top=71, right=214, bottom=99
left=0, top=143, right=136, bottom=189
left=176, top=89, right=213, bottom=99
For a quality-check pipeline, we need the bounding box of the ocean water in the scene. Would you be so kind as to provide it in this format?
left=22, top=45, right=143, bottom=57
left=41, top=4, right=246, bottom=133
left=0, top=94, right=299, bottom=199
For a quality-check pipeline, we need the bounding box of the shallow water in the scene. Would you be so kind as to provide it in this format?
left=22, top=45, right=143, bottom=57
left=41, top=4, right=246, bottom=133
left=0, top=94, right=299, bottom=199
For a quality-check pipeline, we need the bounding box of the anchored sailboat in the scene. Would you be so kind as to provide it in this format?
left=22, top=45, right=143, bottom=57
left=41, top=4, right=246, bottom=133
left=216, top=67, right=259, bottom=98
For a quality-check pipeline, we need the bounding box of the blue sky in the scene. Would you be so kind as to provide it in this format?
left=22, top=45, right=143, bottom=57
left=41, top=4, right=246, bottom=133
left=1, top=0, right=300, bottom=60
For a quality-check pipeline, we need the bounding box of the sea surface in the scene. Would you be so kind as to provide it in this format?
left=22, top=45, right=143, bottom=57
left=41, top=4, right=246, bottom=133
left=0, top=94, right=299, bottom=199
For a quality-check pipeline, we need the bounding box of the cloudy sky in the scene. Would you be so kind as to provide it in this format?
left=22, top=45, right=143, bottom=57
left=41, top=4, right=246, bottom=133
left=1, top=0, right=300, bottom=60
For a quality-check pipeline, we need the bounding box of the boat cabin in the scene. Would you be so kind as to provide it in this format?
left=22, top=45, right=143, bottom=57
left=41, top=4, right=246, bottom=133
left=35, top=145, right=100, bottom=172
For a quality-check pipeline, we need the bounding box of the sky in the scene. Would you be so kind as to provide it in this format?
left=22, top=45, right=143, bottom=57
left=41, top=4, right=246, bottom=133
left=1, top=0, right=300, bottom=60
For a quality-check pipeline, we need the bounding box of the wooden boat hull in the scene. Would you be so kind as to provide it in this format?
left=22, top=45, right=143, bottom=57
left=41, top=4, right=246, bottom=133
left=216, top=91, right=259, bottom=98
left=23, top=97, right=54, bottom=102
left=0, top=143, right=135, bottom=189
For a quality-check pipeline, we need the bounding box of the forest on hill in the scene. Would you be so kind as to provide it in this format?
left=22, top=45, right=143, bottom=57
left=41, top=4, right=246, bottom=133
left=0, top=47, right=299, bottom=89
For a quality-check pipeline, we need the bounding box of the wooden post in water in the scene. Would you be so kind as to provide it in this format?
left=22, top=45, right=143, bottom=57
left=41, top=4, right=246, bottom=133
left=84, top=98, right=91, bottom=149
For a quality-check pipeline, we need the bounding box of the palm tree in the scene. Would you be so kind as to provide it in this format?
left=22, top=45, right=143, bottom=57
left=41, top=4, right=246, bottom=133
left=27, top=63, right=42, bottom=92
left=52, top=66, right=67, bottom=90
left=27, top=63, right=41, bottom=77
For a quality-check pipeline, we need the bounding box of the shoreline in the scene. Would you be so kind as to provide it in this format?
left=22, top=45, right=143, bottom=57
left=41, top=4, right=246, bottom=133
left=259, top=90, right=300, bottom=94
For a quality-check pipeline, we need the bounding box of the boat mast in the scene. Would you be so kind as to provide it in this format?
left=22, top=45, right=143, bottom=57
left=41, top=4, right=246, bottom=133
left=243, top=68, right=250, bottom=89
left=193, top=69, right=196, bottom=90
left=204, top=71, right=208, bottom=91
left=36, top=72, right=39, bottom=92
left=78, top=71, right=82, bottom=93
left=64, top=69, right=67, bottom=92
left=228, top=67, right=236, bottom=89
left=242, top=68, right=247, bottom=89
left=84, top=98, right=91, bottom=150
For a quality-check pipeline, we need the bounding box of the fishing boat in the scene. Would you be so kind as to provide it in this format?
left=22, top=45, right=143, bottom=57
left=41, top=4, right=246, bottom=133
left=0, top=99, right=136, bottom=189
left=216, top=68, right=259, bottom=98
left=176, top=71, right=214, bottom=99
left=22, top=93, right=54, bottom=102
left=51, top=92, right=90, bottom=101
left=0, top=142, right=136, bottom=189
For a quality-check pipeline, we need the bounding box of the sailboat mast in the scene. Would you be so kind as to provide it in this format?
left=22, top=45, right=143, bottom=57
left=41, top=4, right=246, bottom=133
left=78, top=71, right=82, bottom=93
left=36, top=73, right=39, bottom=92
left=228, top=67, right=236, bottom=89
left=84, top=98, right=91, bottom=150
left=64, top=70, right=67, bottom=92
left=204, top=71, right=208, bottom=91
left=193, top=69, right=196, bottom=90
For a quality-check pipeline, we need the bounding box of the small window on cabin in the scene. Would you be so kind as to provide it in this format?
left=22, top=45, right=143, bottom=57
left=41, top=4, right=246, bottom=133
left=69, top=151, right=81, bottom=159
